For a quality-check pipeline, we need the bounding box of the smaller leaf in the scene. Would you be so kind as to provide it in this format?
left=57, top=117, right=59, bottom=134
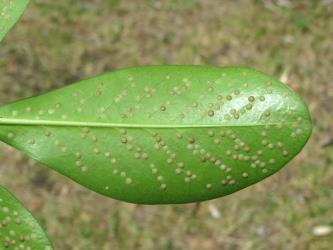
left=0, top=186, right=53, bottom=249
left=0, top=0, right=30, bottom=42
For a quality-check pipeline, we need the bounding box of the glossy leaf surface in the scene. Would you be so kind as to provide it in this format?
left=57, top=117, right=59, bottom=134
left=0, top=66, right=312, bottom=204
left=0, top=0, right=29, bottom=42
left=0, top=186, right=53, bottom=249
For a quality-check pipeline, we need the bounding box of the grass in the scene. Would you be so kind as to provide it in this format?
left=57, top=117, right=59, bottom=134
left=0, top=0, right=332, bottom=249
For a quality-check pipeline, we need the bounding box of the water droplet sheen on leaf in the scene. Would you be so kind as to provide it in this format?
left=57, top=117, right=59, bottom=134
left=0, top=66, right=312, bottom=204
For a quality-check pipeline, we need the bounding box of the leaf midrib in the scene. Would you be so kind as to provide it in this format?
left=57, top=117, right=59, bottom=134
left=0, top=118, right=289, bottom=128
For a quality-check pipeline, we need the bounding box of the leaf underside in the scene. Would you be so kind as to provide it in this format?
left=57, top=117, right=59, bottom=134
left=0, top=186, right=53, bottom=249
left=0, top=66, right=312, bottom=204
left=0, top=0, right=29, bottom=42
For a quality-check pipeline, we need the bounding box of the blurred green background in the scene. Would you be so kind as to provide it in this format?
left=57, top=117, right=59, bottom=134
left=0, top=0, right=332, bottom=249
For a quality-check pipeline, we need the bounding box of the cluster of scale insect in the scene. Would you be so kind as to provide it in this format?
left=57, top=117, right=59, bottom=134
left=0, top=196, right=52, bottom=249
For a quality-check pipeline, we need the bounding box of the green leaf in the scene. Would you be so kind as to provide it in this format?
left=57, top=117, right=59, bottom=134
left=0, top=186, right=53, bottom=249
left=0, top=66, right=312, bottom=204
left=0, top=0, right=30, bottom=42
